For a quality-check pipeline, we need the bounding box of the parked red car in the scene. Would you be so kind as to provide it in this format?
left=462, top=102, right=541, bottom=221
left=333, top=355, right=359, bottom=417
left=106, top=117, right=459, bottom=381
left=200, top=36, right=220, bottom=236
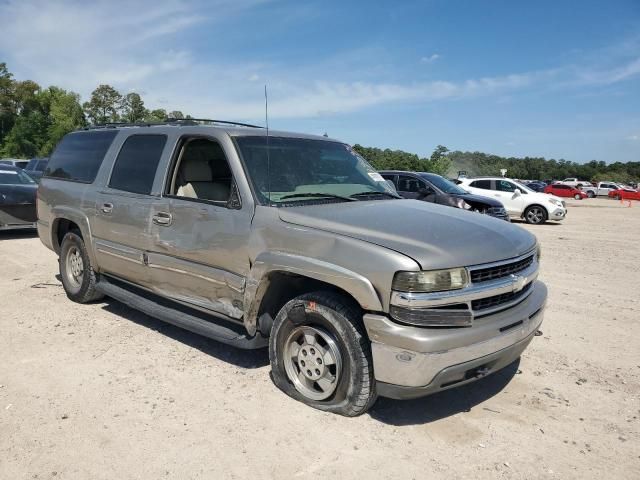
left=544, top=184, right=587, bottom=199
left=608, top=188, right=640, bottom=200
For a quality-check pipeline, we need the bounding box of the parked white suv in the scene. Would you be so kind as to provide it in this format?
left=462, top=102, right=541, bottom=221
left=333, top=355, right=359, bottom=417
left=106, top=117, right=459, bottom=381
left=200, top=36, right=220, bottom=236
left=458, top=177, right=566, bottom=225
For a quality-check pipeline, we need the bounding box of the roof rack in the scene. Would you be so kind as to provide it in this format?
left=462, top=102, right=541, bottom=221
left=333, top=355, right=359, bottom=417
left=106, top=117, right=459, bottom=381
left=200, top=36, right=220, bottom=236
left=82, top=118, right=263, bottom=131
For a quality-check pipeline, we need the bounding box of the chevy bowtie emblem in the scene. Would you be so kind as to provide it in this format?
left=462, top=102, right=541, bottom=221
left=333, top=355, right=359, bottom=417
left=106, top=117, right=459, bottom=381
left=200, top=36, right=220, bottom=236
left=511, top=274, right=527, bottom=292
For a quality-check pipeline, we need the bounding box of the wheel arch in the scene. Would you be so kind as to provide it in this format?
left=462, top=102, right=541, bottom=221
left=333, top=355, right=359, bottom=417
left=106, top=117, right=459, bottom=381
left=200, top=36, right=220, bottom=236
left=244, top=252, right=384, bottom=337
left=50, top=207, right=97, bottom=265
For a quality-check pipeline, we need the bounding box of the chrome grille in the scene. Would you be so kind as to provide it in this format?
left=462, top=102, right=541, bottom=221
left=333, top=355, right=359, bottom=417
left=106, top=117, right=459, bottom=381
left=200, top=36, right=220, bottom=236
left=472, top=282, right=532, bottom=311
left=470, top=254, right=534, bottom=283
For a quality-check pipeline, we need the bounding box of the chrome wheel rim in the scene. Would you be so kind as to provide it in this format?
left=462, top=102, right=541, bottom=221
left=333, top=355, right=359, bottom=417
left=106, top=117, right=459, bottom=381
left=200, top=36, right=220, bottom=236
left=526, top=207, right=544, bottom=224
left=65, top=246, right=84, bottom=289
left=284, top=325, right=342, bottom=401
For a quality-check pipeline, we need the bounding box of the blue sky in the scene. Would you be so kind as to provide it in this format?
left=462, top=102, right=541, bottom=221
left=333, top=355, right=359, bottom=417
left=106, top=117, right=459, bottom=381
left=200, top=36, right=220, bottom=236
left=1, top=0, right=639, bottom=162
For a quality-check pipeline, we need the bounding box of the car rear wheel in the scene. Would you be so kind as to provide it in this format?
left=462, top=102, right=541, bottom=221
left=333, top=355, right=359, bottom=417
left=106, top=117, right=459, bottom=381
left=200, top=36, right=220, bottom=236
left=587, top=191, right=595, bottom=198
left=614, top=194, right=621, bottom=200
left=523, top=205, right=548, bottom=225
left=59, top=231, right=103, bottom=303
left=269, top=291, right=377, bottom=416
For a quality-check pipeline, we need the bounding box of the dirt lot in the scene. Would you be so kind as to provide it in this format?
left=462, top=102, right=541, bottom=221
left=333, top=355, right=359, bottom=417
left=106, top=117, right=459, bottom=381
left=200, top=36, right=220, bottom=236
left=1, top=198, right=639, bottom=479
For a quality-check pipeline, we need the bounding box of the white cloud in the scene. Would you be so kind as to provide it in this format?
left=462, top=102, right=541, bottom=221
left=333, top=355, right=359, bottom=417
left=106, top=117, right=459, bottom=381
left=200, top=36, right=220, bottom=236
left=1, top=0, right=639, bottom=123
left=626, top=134, right=639, bottom=141
left=420, top=54, right=440, bottom=64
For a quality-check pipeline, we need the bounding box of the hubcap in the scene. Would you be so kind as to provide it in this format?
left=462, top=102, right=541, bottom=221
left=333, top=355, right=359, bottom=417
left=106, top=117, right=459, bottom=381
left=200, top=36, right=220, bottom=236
left=527, top=208, right=543, bottom=224
left=65, top=247, right=84, bottom=288
left=284, top=325, right=342, bottom=401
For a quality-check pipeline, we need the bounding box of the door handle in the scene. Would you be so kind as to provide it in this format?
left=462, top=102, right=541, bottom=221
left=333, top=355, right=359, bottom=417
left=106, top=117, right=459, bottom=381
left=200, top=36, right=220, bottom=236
left=153, top=212, right=173, bottom=226
left=101, top=203, right=113, bottom=214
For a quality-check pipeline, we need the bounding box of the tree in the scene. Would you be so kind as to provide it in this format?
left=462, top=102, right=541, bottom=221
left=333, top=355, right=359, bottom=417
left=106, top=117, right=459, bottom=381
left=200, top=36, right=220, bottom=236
left=144, top=108, right=167, bottom=122
left=83, top=84, right=122, bottom=124
left=0, top=62, right=14, bottom=144
left=168, top=110, right=184, bottom=119
left=39, top=87, right=85, bottom=155
left=121, top=92, right=147, bottom=123
left=426, top=145, right=451, bottom=175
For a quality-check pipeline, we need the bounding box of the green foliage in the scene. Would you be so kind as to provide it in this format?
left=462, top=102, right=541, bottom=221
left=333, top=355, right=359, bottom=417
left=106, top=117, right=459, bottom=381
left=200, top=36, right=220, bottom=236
left=121, top=93, right=148, bottom=123
left=83, top=84, right=122, bottom=124
left=145, top=108, right=167, bottom=122
left=0, top=63, right=192, bottom=158
left=353, top=144, right=452, bottom=175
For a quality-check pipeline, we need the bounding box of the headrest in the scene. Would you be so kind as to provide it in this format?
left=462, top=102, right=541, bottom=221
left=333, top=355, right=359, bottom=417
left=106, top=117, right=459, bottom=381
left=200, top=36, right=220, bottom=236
left=182, top=158, right=212, bottom=182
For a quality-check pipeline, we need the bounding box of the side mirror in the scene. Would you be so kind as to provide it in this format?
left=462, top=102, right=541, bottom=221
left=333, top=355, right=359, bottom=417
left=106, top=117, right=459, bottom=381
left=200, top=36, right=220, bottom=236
left=418, top=186, right=434, bottom=196
left=385, top=180, right=397, bottom=192
left=513, top=189, right=521, bottom=197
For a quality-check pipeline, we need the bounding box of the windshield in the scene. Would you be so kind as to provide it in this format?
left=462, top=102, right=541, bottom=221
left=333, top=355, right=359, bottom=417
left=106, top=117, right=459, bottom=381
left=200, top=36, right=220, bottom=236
left=0, top=168, right=36, bottom=184
left=235, top=136, right=396, bottom=205
left=420, top=173, right=468, bottom=195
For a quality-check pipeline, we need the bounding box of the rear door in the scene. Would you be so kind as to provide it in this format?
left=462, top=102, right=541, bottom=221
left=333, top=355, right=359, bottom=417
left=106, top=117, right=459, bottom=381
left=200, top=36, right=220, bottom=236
left=145, top=135, right=252, bottom=319
left=92, top=134, right=168, bottom=288
left=0, top=168, right=37, bottom=226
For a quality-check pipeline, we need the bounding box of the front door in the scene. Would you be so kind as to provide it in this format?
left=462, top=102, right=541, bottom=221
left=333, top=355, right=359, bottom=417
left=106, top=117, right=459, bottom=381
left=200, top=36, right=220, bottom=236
left=146, top=136, right=252, bottom=320
left=493, top=179, right=524, bottom=215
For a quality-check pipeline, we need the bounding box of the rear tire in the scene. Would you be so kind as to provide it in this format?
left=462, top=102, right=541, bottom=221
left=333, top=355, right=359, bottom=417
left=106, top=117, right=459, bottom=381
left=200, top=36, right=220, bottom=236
left=587, top=191, right=595, bottom=198
left=269, top=291, right=377, bottom=416
left=523, top=205, right=548, bottom=225
left=59, top=232, right=103, bottom=303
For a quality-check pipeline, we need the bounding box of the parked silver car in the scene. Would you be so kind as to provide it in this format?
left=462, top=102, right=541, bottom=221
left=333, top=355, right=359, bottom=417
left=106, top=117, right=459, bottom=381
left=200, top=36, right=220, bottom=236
left=37, top=120, right=546, bottom=416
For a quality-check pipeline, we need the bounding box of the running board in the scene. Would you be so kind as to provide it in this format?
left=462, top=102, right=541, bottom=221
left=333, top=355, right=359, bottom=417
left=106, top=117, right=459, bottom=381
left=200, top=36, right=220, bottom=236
left=96, top=278, right=267, bottom=350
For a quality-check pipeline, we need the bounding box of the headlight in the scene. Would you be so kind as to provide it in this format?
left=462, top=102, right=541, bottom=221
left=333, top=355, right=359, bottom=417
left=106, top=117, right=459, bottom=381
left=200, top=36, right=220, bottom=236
left=393, top=268, right=469, bottom=293
left=549, top=198, right=563, bottom=208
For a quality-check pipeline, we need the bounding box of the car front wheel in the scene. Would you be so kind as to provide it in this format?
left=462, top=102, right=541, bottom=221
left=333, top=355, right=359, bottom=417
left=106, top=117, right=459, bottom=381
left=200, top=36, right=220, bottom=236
left=269, top=291, right=376, bottom=416
left=574, top=193, right=582, bottom=200
left=523, top=205, right=548, bottom=225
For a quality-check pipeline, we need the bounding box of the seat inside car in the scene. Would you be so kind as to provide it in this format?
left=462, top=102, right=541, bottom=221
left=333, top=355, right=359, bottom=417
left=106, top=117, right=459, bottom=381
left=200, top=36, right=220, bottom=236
left=175, top=139, right=232, bottom=202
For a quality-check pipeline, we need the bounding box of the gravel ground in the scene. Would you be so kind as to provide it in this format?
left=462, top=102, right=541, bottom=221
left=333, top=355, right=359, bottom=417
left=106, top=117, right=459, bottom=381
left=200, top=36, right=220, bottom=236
left=1, top=197, right=639, bottom=479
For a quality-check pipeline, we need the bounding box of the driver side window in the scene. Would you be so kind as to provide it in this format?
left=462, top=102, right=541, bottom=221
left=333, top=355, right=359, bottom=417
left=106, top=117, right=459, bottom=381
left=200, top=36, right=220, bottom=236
left=496, top=180, right=516, bottom=192
left=167, top=137, right=239, bottom=207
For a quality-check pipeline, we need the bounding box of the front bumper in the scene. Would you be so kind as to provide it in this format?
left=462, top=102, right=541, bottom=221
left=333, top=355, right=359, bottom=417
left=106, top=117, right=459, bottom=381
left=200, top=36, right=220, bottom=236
left=363, top=280, right=546, bottom=399
left=550, top=208, right=566, bottom=221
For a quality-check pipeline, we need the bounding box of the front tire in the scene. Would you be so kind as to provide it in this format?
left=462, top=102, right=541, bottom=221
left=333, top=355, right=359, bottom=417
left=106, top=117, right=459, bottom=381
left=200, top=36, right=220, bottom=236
left=523, top=205, right=548, bottom=225
left=574, top=193, right=582, bottom=200
left=269, top=292, right=376, bottom=416
left=59, top=232, right=103, bottom=303
left=587, top=191, right=595, bottom=198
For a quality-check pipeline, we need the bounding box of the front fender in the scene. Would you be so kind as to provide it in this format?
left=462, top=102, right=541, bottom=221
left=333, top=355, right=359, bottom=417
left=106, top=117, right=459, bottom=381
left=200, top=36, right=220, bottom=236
left=243, top=251, right=384, bottom=336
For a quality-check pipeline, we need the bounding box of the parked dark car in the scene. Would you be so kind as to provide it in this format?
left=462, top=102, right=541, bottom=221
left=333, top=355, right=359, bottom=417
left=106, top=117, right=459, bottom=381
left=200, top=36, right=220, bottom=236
left=0, top=158, right=30, bottom=169
left=24, top=157, right=48, bottom=182
left=380, top=170, right=510, bottom=221
left=0, top=164, right=38, bottom=230
left=525, top=181, right=546, bottom=192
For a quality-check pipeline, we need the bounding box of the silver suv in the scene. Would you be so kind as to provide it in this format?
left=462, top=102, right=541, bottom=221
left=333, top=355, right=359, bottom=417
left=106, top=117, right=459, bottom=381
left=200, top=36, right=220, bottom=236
left=37, top=120, right=546, bottom=416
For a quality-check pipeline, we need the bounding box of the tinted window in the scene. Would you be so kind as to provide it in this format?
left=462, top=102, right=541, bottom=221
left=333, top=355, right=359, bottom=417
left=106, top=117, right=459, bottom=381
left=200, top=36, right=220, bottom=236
left=44, top=131, right=118, bottom=182
left=109, top=135, right=167, bottom=195
left=397, top=175, right=424, bottom=192
left=36, top=160, right=48, bottom=171
left=496, top=180, right=516, bottom=192
left=0, top=168, right=36, bottom=184
left=470, top=180, right=492, bottom=190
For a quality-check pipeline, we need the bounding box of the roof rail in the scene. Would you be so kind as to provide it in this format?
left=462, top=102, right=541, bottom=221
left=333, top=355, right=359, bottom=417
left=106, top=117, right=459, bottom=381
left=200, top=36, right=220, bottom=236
left=82, top=118, right=263, bottom=131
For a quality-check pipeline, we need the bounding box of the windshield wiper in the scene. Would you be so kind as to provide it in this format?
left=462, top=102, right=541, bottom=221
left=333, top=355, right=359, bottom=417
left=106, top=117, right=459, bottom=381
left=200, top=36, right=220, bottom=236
left=350, top=191, right=402, bottom=199
left=279, top=192, right=357, bottom=202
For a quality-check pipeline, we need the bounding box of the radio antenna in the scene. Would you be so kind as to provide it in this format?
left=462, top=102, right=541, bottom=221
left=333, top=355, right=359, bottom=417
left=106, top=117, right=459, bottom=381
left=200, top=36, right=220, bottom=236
left=264, top=84, right=271, bottom=204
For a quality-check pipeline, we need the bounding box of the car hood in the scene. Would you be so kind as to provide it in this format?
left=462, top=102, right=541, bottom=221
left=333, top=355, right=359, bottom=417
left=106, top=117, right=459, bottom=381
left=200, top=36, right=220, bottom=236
left=450, top=192, right=503, bottom=208
left=278, top=200, right=537, bottom=270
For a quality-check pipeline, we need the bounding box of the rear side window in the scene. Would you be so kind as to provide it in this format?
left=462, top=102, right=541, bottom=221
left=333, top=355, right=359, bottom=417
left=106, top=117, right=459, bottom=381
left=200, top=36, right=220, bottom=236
left=44, top=130, right=118, bottom=183
left=109, top=135, right=167, bottom=195
left=470, top=180, right=492, bottom=190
